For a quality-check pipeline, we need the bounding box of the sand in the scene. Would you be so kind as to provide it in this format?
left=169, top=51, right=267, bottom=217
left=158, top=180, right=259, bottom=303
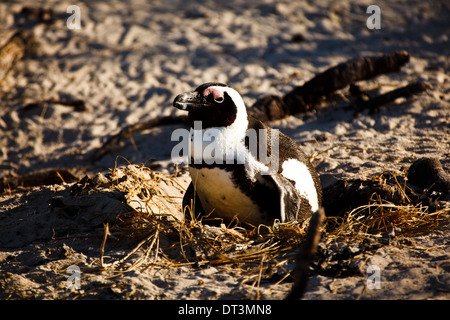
left=0, top=0, right=449, bottom=300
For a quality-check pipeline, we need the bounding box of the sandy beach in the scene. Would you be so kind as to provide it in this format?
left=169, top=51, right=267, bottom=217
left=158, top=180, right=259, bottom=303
left=0, top=0, right=449, bottom=300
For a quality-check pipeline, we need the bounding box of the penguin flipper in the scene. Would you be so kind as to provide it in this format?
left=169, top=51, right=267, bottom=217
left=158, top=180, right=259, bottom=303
left=267, top=174, right=301, bottom=222
left=266, top=173, right=312, bottom=223
left=182, top=182, right=204, bottom=220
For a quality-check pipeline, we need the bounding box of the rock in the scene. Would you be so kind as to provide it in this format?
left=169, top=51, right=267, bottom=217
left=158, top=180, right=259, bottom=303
left=407, top=158, right=450, bottom=192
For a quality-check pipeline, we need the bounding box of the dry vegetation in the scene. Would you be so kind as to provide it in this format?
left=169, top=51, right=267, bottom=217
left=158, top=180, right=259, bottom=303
left=1, top=0, right=449, bottom=300
left=76, top=164, right=311, bottom=273
left=46, top=164, right=447, bottom=299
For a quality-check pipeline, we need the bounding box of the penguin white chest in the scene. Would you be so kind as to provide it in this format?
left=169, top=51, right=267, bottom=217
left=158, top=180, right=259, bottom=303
left=189, top=166, right=261, bottom=223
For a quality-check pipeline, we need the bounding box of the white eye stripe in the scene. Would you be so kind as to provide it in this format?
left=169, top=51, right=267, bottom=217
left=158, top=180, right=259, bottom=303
left=198, top=85, right=249, bottom=139
left=203, top=88, right=224, bottom=101
left=206, top=86, right=243, bottom=108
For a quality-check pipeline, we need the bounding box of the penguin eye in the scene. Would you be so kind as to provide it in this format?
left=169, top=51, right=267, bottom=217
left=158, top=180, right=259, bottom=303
left=214, top=96, right=224, bottom=103
left=203, top=88, right=225, bottom=104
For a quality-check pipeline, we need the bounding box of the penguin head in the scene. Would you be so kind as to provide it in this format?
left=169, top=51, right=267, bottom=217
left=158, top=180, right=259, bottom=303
left=173, top=82, right=247, bottom=129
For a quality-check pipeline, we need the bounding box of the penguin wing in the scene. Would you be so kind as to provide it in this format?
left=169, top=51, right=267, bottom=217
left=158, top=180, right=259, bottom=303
left=248, top=115, right=320, bottom=222
left=266, top=173, right=302, bottom=222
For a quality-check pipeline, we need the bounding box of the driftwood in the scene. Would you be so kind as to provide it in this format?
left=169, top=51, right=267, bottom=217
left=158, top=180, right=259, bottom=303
left=0, top=30, right=36, bottom=82
left=22, top=97, right=87, bottom=112
left=88, top=50, right=426, bottom=161
left=352, top=81, right=431, bottom=115
left=89, top=115, right=189, bottom=161
left=14, top=7, right=55, bottom=26
left=0, top=169, right=77, bottom=194
left=0, top=5, right=60, bottom=83
left=248, top=50, right=412, bottom=121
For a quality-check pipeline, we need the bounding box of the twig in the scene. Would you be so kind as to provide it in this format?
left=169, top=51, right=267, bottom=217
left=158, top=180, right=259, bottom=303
left=87, top=51, right=418, bottom=160
left=285, top=208, right=325, bottom=300
left=255, top=255, right=266, bottom=300
left=116, top=231, right=154, bottom=266
left=125, top=227, right=160, bottom=271
left=99, top=222, right=109, bottom=268
left=0, top=168, right=77, bottom=194
left=22, top=97, right=87, bottom=112
left=353, top=81, right=431, bottom=114
left=89, top=115, right=188, bottom=162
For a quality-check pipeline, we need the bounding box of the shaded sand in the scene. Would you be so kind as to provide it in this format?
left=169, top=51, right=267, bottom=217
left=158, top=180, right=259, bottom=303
left=1, top=0, right=449, bottom=300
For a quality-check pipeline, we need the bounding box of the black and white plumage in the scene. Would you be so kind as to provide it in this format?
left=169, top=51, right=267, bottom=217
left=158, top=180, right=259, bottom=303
left=173, top=82, right=322, bottom=226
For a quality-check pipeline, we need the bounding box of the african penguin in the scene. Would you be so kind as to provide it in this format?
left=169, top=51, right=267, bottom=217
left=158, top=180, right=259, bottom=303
left=173, top=82, right=322, bottom=227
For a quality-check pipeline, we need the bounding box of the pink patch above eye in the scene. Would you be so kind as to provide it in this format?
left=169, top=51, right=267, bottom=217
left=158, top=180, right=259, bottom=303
left=203, top=88, right=224, bottom=101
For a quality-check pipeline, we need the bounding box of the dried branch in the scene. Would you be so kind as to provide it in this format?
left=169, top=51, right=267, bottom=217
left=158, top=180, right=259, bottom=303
left=249, top=50, right=412, bottom=121
left=285, top=208, right=325, bottom=300
left=89, top=115, right=188, bottom=162
left=0, top=30, right=36, bottom=82
left=353, top=81, right=431, bottom=114
left=0, top=169, right=77, bottom=194
left=88, top=51, right=423, bottom=161
left=22, top=97, right=87, bottom=112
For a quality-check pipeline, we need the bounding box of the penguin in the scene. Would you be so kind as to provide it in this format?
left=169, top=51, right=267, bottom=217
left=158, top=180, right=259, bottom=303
left=173, top=82, right=322, bottom=227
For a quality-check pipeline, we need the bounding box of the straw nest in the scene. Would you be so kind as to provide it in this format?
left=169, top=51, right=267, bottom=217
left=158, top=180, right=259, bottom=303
left=68, top=164, right=310, bottom=288
left=74, top=164, right=448, bottom=289
left=325, top=169, right=449, bottom=242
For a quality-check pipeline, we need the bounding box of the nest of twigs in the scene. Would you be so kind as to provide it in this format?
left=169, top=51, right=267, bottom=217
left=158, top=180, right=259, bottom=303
left=78, top=165, right=309, bottom=280
left=77, top=164, right=448, bottom=292
left=327, top=200, right=448, bottom=240
left=325, top=169, right=449, bottom=244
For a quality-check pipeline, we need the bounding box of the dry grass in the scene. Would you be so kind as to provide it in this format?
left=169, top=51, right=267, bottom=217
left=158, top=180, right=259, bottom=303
left=326, top=202, right=448, bottom=241
left=325, top=169, right=450, bottom=242
left=81, top=165, right=448, bottom=295
left=88, top=164, right=310, bottom=270
left=107, top=207, right=309, bottom=271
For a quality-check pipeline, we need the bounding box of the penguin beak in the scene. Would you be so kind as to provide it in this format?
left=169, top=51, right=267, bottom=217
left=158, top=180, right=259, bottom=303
left=173, top=91, right=203, bottom=111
